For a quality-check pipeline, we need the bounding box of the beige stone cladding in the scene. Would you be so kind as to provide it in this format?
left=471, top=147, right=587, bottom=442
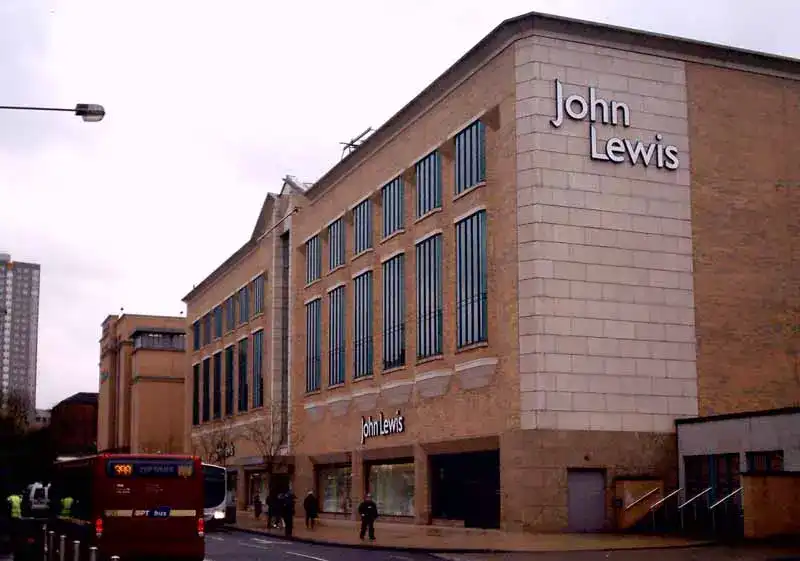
left=514, top=33, right=698, bottom=433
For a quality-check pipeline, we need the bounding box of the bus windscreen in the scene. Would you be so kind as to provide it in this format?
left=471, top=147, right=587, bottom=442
left=202, top=464, right=226, bottom=509
left=106, top=458, right=196, bottom=478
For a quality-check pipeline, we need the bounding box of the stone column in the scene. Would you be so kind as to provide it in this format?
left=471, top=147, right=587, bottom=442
left=293, top=454, right=315, bottom=496
left=236, top=466, right=247, bottom=509
left=414, top=444, right=431, bottom=524
left=350, top=449, right=364, bottom=521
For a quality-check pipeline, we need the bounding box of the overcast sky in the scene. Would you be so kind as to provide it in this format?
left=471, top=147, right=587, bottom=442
left=1, top=0, right=797, bottom=409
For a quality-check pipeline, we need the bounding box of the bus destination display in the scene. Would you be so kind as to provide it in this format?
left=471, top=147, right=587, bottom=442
left=107, top=460, right=195, bottom=478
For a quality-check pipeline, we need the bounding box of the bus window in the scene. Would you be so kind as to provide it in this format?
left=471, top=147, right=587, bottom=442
left=51, top=463, right=93, bottom=521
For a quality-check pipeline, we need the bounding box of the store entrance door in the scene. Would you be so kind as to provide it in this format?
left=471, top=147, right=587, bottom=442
left=430, top=450, right=500, bottom=529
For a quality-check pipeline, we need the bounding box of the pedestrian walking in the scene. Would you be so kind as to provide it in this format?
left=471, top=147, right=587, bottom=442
left=253, top=494, right=263, bottom=519
left=268, top=493, right=282, bottom=529
left=282, top=489, right=296, bottom=538
left=357, top=493, right=378, bottom=541
left=303, top=491, right=318, bottom=530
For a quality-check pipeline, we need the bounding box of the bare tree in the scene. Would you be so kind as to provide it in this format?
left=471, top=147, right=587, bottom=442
left=196, top=418, right=238, bottom=467
left=139, top=434, right=183, bottom=455
left=241, top=398, right=300, bottom=493
left=0, top=390, right=30, bottom=437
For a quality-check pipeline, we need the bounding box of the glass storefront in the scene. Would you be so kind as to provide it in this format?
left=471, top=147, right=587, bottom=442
left=317, top=465, right=352, bottom=514
left=368, top=461, right=415, bottom=517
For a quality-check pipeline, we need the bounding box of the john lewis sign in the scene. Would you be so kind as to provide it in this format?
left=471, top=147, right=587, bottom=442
left=361, top=410, right=405, bottom=444
left=549, top=79, right=680, bottom=170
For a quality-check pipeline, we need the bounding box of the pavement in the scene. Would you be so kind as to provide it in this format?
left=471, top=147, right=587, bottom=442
left=206, top=528, right=438, bottom=560
left=205, top=529, right=800, bottom=561
left=229, top=510, right=709, bottom=553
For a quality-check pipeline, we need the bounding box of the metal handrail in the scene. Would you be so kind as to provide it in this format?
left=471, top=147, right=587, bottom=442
left=624, top=487, right=660, bottom=511
left=678, top=487, right=712, bottom=510
left=650, top=487, right=682, bottom=511
left=709, top=487, right=742, bottom=510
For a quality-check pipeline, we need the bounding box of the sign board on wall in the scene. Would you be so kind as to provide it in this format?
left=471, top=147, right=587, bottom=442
left=361, top=410, right=405, bottom=444
left=549, top=79, right=680, bottom=170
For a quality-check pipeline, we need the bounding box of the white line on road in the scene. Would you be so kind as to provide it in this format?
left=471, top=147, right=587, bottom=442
left=207, top=535, right=224, bottom=541
left=286, top=551, right=329, bottom=561
left=252, top=537, right=282, bottom=545
left=239, top=542, right=272, bottom=550
left=390, top=556, right=414, bottom=561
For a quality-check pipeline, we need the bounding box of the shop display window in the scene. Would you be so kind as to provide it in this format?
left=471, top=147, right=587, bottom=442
left=318, top=465, right=352, bottom=514
left=367, top=461, right=415, bottom=517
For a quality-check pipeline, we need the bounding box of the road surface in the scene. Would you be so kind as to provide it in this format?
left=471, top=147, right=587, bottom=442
left=206, top=528, right=439, bottom=561
left=206, top=532, right=800, bottom=561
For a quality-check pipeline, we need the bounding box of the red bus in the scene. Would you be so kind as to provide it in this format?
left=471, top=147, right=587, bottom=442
left=48, top=453, right=205, bottom=561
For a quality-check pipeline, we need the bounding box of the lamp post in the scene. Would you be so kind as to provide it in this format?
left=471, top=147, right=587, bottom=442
left=0, top=103, right=105, bottom=122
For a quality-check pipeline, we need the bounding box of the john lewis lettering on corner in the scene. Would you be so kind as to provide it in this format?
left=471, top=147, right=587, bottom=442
left=549, top=79, right=680, bottom=170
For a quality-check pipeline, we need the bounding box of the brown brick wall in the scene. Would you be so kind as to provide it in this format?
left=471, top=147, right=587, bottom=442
left=184, top=241, right=274, bottom=453
left=130, top=347, right=185, bottom=453
left=501, top=429, right=676, bottom=531
left=51, top=402, right=98, bottom=456
left=742, top=473, right=800, bottom=539
left=687, top=63, right=800, bottom=415
left=97, top=314, right=186, bottom=452
left=290, top=44, right=520, bottom=458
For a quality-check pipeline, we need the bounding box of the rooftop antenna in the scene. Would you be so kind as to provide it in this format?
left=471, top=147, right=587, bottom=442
left=340, top=127, right=373, bottom=160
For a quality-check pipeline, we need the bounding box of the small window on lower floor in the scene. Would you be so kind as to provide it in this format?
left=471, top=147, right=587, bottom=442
left=746, top=450, right=784, bottom=473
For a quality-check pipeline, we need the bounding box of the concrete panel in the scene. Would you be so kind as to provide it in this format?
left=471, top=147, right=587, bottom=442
left=515, top=35, right=696, bottom=432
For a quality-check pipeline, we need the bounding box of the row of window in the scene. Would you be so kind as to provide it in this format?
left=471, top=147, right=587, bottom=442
left=305, top=120, right=487, bottom=285
left=191, top=329, right=265, bottom=425
left=192, top=273, right=267, bottom=351
left=304, top=209, right=488, bottom=394
left=133, top=332, right=186, bottom=352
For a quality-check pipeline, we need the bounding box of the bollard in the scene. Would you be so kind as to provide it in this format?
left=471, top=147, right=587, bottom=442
left=48, top=530, right=55, bottom=561
left=72, top=540, right=80, bottom=561
left=43, top=526, right=49, bottom=560
left=59, top=535, right=66, bottom=561
left=88, top=546, right=97, bottom=561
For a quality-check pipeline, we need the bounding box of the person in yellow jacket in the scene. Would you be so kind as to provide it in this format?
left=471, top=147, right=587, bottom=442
left=59, top=496, right=74, bottom=518
left=6, top=491, right=23, bottom=551
left=6, top=493, right=22, bottom=520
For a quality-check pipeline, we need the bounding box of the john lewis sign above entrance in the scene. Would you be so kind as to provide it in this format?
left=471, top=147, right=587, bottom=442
left=549, top=79, right=680, bottom=171
left=361, top=410, right=405, bottom=444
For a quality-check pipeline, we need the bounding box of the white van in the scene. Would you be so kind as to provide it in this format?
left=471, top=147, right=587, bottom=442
left=23, top=482, right=50, bottom=516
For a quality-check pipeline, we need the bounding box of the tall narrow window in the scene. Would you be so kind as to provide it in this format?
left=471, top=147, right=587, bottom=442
left=416, top=234, right=443, bottom=359
left=382, top=177, right=404, bottom=238
left=225, top=296, right=236, bottom=332
left=238, top=286, right=249, bottom=324
left=454, top=120, right=486, bottom=195
left=328, top=218, right=345, bottom=270
left=305, top=298, right=322, bottom=392
left=353, top=199, right=373, bottom=255
left=416, top=151, right=442, bottom=218
left=192, top=363, right=200, bottom=425
left=382, top=254, right=405, bottom=370
left=203, top=314, right=212, bottom=345
left=252, top=330, right=264, bottom=408
left=192, top=321, right=200, bottom=351
left=201, top=357, right=211, bottom=422
left=237, top=338, right=249, bottom=412
left=212, top=352, right=222, bottom=419
left=353, top=271, right=373, bottom=378
left=456, top=210, right=488, bottom=347
left=253, top=274, right=265, bottom=315
left=213, top=306, right=223, bottom=339
left=306, top=235, right=322, bottom=283
left=328, top=285, right=346, bottom=386
left=224, top=345, right=234, bottom=417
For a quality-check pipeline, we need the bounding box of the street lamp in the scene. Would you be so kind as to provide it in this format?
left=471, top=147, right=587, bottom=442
left=0, top=103, right=105, bottom=122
